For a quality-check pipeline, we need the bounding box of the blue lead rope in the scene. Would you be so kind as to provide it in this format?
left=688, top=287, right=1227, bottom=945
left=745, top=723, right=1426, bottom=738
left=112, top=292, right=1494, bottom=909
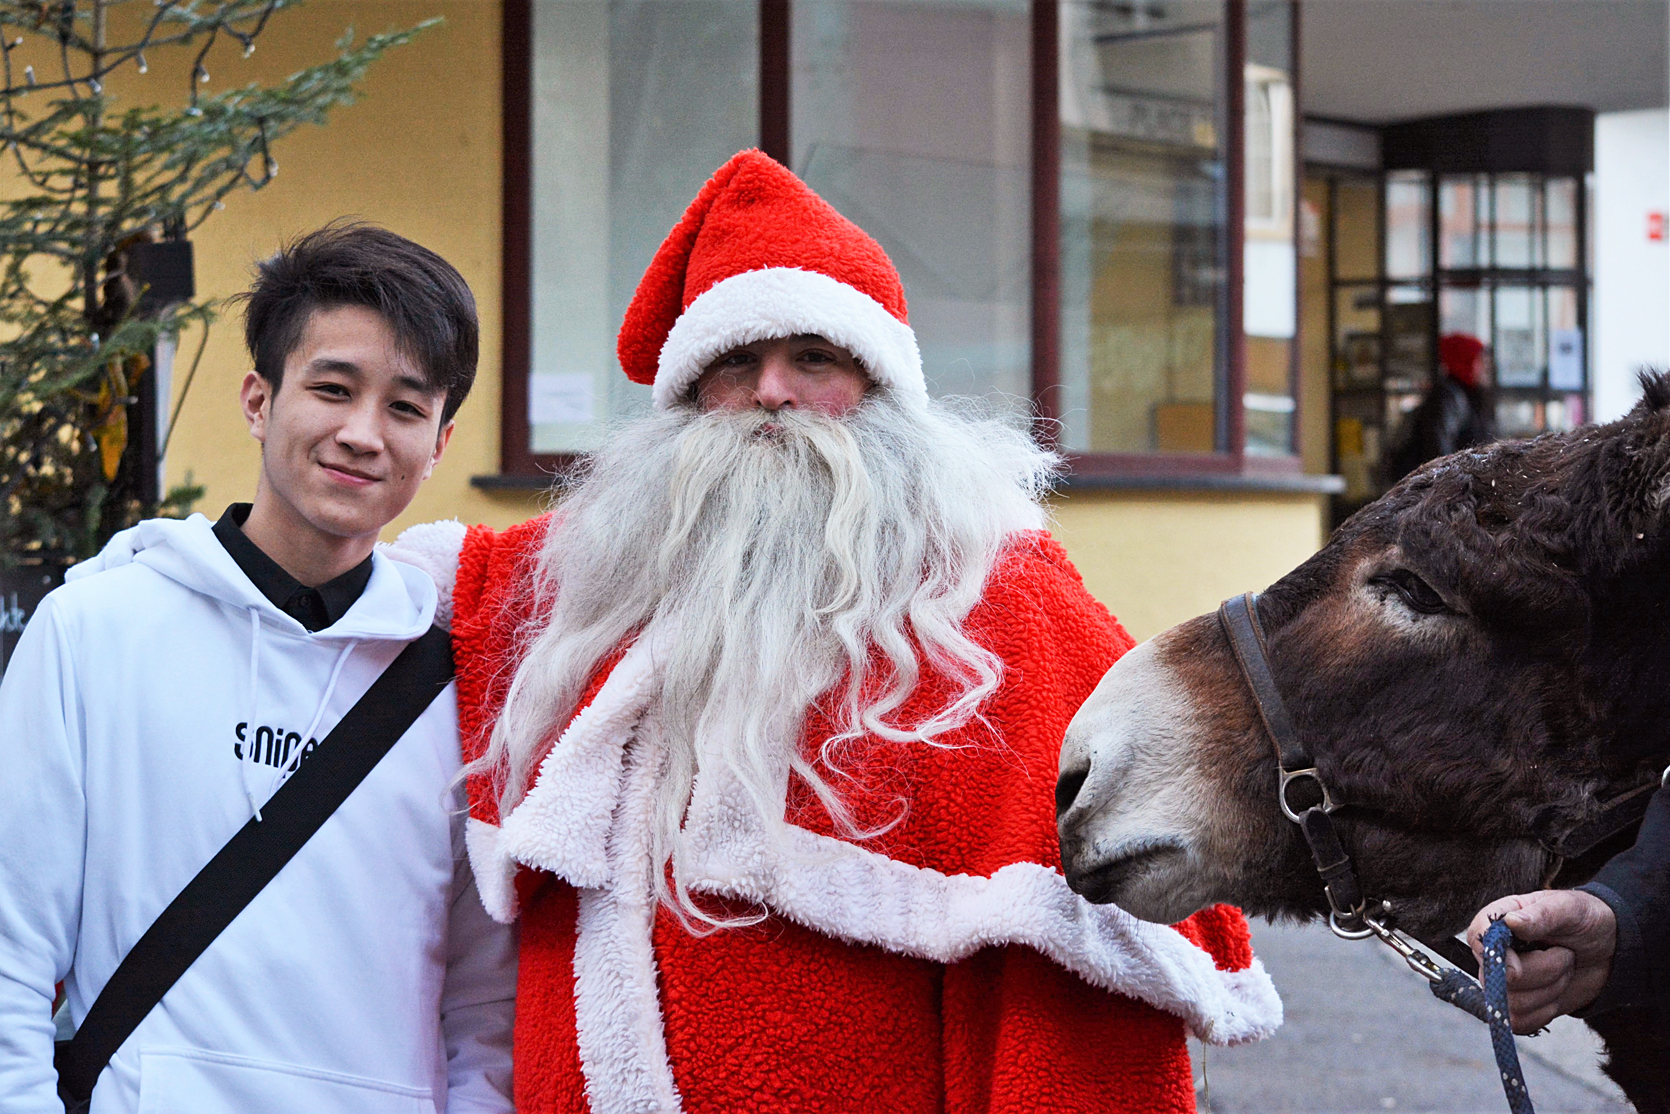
left=1430, top=920, right=1535, bottom=1114
left=1479, top=919, right=1536, bottom=1114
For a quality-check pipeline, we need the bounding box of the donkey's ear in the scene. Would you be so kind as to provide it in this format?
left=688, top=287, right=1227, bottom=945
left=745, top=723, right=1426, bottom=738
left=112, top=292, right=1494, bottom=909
left=1634, top=369, right=1670, bottom=417
left=1619, top=368, right=1670, bottom=535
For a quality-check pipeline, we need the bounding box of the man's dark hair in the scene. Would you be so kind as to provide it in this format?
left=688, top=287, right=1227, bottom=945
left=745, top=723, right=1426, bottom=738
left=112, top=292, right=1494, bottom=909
left=240, top=221, right=478, bottom=423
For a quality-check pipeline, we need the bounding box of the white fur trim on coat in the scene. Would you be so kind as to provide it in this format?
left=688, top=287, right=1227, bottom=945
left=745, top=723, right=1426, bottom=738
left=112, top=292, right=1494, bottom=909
left=465, top=818, right=521, bottom=925
left=489, top=645, right=1282, bottom=1052
left=654, top=267, right=926, bottom=411
left=677, top=765, right=1282, bottom=1046
left=499, top=631, right=667, bottom=888
left=571, top=739, right=685, bottom=1114
left=381, top=520, right=468, bottom=631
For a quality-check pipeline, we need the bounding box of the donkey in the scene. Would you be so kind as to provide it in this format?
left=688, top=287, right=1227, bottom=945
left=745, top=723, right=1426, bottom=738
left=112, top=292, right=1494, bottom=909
left=1055, top=373, right=1670, bottom=1109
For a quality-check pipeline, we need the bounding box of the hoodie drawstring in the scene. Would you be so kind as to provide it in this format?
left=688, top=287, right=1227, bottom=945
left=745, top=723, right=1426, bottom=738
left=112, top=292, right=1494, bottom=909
left=270, top=639, right=359, bottom=794
left=244, top=607, right=265, bottom=822
left=243, top=611, right=361, bottom=821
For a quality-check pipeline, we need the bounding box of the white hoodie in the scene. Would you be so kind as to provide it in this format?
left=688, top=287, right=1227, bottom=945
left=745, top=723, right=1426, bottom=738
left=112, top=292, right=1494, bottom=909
left=0, top=514, right=514, bottom=1114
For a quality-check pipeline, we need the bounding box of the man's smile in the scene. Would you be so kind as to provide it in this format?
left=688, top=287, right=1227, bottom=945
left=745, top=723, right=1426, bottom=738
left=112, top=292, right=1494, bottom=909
left=319, top=461, right=380, bottom=486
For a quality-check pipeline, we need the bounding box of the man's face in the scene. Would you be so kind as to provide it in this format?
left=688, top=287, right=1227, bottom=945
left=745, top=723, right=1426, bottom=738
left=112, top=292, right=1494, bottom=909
left=693, top=334, right=871, bottom=417
left=241, top=304, right=453, bottom=542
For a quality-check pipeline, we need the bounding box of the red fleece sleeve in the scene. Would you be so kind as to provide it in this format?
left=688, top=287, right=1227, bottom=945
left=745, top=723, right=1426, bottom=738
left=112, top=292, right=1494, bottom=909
left=452, top=513, right=553, bottom=825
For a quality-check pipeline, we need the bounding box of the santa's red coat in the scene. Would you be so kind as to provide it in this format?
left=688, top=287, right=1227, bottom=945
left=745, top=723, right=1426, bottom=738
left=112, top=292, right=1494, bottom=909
left=447, top=515, right=1279, bottom=1114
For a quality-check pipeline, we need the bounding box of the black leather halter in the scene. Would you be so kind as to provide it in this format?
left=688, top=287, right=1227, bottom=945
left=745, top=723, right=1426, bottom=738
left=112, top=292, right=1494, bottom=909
left=1216, top=591, right=1663, bottom=979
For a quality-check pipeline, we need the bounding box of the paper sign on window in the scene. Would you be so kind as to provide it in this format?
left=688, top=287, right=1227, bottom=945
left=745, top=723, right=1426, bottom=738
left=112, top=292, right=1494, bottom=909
left=529, top=373, right=595, bottom=426
left=1549, top=329, right=1584, bottom=391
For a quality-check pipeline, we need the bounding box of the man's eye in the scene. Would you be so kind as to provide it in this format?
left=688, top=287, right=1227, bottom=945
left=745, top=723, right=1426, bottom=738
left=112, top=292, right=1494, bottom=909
left=314, top=383, right=349, bottom=397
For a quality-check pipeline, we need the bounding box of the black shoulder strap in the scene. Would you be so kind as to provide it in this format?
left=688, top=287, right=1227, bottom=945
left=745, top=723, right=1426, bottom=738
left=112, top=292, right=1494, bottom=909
left=56, top=624, right=454, bottom=1107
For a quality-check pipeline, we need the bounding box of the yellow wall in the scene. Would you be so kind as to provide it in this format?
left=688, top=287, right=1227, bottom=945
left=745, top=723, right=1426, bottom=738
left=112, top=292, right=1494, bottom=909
left=1048, top=491, right=1327, bottom=641
left=152, top=0, right=543, bottom=536
left=134, top=2, right=1329, bottom=631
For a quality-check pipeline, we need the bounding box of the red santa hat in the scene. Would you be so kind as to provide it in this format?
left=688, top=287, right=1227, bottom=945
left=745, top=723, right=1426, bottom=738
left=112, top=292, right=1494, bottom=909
left=617, top=149, right=926, bottom=411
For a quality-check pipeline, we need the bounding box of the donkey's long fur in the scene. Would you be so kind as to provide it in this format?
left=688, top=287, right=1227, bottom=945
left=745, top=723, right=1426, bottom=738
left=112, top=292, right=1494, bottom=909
left=1058, top=372, right=1670, bottom=1109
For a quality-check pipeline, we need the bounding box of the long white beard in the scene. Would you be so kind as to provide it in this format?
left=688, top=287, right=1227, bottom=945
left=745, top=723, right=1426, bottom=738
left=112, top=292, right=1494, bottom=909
left=477, top=392, right=1059, bottom=919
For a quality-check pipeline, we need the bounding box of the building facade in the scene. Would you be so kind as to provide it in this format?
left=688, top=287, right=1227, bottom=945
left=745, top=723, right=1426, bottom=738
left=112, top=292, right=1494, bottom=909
left=150, top=0, right=1666, bottom=640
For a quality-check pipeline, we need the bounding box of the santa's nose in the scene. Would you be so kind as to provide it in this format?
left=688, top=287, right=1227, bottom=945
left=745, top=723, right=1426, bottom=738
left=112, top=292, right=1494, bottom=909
left=754, top=355, right=798, bottom=410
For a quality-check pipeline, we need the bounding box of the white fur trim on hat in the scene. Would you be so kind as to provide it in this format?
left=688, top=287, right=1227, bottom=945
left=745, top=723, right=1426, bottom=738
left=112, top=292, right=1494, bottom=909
left=653, top=267, right=926, bottom=411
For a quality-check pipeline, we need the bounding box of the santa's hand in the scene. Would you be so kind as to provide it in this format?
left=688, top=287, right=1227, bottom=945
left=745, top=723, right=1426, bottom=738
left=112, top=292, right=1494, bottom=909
left=1465, top=890, right=1616, bottom=1033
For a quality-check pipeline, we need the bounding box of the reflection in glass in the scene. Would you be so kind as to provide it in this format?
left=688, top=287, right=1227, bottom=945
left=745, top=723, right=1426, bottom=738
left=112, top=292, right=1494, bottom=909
left=793, top=0, right=1031, bottom=406
left=1059, top=0, right=1224, bottom=453
left=1493, top=174, right=1541, bottom=269
left=1494, top=286, right=1545, bottom=387
left=1438, top=175, right=1487, bottom=268
left=1385, top=171, right=1430, bottom=280
left=1333, top=285, right=1380, bottom=389
left=1545, top=178, right=1578, bottom=269
left=1242, top=0, right=1294, bottom=456
left=1496, top=397, right=1541, bottom=438
left=1384, top=285, right=1431, bottom=392
left=528, top=0, right=758, bottom=453
left=1439, top=285, right=1489, bottom=349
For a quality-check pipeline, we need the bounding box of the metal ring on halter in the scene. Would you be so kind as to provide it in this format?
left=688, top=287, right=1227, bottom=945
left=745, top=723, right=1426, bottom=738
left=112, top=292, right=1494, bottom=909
left=1279, top=767, right=1340, bottom=823
left=1328, top=909, right=1375, bottom=940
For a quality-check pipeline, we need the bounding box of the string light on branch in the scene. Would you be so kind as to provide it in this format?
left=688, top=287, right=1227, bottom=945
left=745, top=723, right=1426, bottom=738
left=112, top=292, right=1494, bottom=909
left=0, top=0, right=432, bottom=562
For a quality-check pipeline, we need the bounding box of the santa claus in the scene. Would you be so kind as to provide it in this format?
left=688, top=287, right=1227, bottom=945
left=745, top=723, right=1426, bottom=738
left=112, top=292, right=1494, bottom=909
left=390, top=150, right=1279, bottom=1113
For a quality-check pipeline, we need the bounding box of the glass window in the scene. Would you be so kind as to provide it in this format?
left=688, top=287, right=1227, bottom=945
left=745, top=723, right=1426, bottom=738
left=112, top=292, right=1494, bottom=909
left=527, top=0, right=758, bottom=454
left=1384, top=285, right=1432, bottom=392
left=1493, top=174, right=1541, bottom=269
left=1494, top=285, right=1545, bottom=387
left=1438, top=174, right=1487, bottom=269
left=1243, top=0, right=1294, bottom=456
left=1059, top=0, right=1226, bottom=454
left=1333, top=285, right=1380, bottom=390
left=791, top=0, right=1032, bottom=406
left=1545, top=177, right=1578, bottom=269
left=1440, top=285, right=1489, bottom=348
left=1385, top=171, right=1430, bottom=281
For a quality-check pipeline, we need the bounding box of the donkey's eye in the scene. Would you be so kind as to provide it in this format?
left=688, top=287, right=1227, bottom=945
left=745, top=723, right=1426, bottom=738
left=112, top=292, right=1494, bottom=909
left=1376, top=570, right=1450, bottom=615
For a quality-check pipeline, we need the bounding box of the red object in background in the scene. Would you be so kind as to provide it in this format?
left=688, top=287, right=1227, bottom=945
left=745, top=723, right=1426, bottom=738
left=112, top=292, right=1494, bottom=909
left=1650, top=212, right=1665, bottom=242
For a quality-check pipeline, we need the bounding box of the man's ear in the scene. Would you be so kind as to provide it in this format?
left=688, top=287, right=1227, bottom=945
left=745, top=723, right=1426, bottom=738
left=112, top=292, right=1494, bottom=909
left=240, top=371, right=274, bottom=444
left=420, top=418, right=456, bottom=483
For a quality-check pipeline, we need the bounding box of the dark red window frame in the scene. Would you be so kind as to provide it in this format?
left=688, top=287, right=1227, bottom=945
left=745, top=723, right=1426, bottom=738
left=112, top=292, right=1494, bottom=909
left=487, top=0, right=1307, bottom=487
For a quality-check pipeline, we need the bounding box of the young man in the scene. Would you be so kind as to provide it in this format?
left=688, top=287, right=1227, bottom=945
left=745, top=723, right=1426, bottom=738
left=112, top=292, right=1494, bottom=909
left=0, top=224, right=515, bottom=1113
left=389, top=151, right=1277, bottom=1113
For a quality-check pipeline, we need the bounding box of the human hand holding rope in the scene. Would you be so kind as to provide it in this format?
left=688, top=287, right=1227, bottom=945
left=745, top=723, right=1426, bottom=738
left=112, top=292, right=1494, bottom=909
left=1466, top=891, right=1618, bottom=1033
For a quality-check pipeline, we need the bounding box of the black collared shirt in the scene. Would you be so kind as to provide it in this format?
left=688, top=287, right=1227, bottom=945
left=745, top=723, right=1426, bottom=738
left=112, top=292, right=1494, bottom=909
left=212, top=504, right=374, bottom=633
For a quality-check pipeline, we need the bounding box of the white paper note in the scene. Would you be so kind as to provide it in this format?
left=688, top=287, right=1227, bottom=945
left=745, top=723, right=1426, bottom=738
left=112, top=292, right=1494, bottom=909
left=529, top=372, right=595, bottom=425
left=1548, top=329, right=1584, bottom=391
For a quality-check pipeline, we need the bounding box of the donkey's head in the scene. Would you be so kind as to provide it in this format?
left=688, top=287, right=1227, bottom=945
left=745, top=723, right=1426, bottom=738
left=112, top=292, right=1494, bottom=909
left=1058, top=374, right=1670, bottom=940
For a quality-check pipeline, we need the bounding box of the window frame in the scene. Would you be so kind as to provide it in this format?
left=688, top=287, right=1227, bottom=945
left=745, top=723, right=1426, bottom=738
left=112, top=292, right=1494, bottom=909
left=486, top=0, right=1309, bottom=488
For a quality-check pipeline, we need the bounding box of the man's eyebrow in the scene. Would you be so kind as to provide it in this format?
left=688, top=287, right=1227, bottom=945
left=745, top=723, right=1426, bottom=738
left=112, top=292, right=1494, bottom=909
left=308, top=357, right=362, bottom=376
left=395, top=373, right=437, bottom=395
left=790, top=333, right=832, bottom=344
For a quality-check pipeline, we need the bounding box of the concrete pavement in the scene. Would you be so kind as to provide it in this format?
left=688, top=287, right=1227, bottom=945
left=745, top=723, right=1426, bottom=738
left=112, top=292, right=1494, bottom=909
left=1186, top=920, right=1632, bottom=1114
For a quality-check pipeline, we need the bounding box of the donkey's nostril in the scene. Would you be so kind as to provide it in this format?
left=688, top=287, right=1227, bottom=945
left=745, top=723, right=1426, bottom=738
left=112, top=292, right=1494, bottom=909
left=1056, top=765, right=1089, bottom=820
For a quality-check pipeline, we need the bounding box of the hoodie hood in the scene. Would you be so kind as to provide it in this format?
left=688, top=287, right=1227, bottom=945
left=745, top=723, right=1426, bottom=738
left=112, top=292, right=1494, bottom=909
left=70, top=513, right=437, bottom=642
